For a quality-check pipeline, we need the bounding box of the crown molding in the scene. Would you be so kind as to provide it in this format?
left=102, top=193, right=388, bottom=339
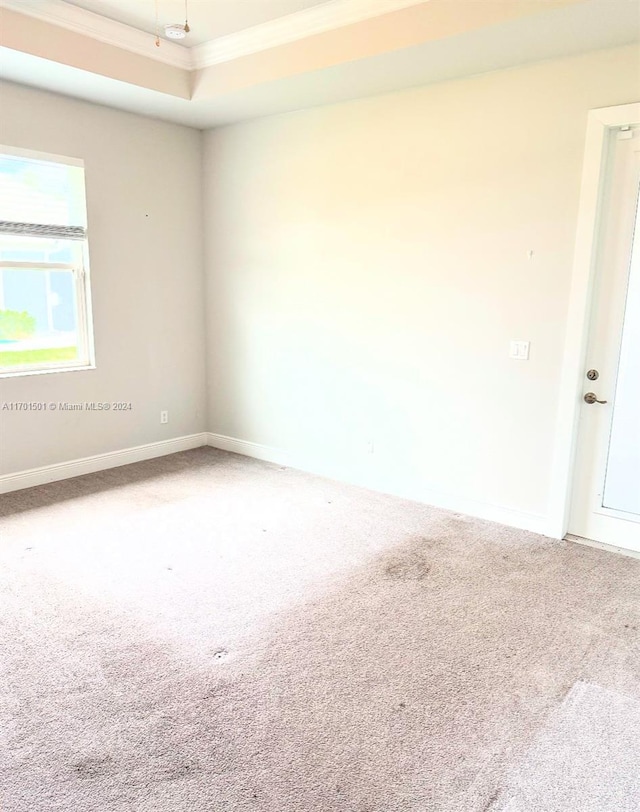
left=0, top=0, right=428, bottom=73
left=190, top=0, right=427, bottom=68
left=0, top=0, right=192, bottom=70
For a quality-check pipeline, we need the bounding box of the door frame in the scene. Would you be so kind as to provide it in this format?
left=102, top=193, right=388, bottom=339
left=549, top=101, right=640, bottom=540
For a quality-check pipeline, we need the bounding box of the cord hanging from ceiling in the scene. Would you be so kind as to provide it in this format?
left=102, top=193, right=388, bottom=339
left=154, top=0, right=191, bottom=45
left=184, top=0, right=190, bottom=34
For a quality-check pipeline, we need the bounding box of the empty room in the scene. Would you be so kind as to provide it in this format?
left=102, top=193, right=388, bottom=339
left=0, top=0, right=639, bottom=809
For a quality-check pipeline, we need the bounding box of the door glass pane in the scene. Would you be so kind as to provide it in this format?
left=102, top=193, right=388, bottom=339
left=602, top=183, right=640, bottom=516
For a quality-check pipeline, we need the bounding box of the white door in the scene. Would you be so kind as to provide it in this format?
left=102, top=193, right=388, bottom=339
left=569, top=126, right=640, bottom=552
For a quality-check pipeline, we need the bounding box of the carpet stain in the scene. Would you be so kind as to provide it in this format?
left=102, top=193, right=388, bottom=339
left=481, top=788, right=501, bottom=811
left=3, top=448, right=640, bottom=812
left=72, top=756, right=114, bottom=779
left=163, top=762, right=199, bottom=781
left=553, top=680, right=575, bottom=701
left=383, top=550, right=432, bottom=581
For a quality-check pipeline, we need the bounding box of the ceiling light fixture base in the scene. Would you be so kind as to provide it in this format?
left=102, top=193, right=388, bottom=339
left=164, top=24, right=188, bottom=41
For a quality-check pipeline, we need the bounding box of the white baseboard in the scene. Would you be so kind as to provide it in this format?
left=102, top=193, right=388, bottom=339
left=0, top=429, right=557, bottom=539
left=207, top=432, right=555, bottom=538
left=0, top=432, right=208, bottom=494
left=206, top=432, right=293, bottom=467
left=399, top=486, right=552, bottom=537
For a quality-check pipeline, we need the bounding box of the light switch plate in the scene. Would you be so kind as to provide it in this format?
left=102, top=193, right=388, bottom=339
left=510, top=340, right=530, bottom=360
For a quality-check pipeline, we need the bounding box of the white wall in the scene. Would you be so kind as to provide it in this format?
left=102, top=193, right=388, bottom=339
left=0, top=82, right=206, bottom=474
left=203, top=44, right=639, bottom=531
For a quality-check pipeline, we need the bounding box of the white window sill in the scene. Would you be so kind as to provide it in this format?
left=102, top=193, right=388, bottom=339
left=0, top=363, right=96, bottom=379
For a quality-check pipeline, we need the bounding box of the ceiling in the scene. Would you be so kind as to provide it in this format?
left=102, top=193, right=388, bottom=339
left=0, top=0, right=638, bottom=129
left=64, top=0, right=330, bottom=46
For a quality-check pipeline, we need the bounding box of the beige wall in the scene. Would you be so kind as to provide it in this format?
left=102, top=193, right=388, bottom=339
left=1, top=45, right=637, bottom=524
left=0, top=82, right=206, bottom=474
left=203, top=44, right=639, bottom=527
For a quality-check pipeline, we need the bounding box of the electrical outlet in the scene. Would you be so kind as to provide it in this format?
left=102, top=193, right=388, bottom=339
left=366, top=440, right=375, bottom=455
left=160, top=410, right=169, bottom=424
left=509, top=341, right=530, bottom=361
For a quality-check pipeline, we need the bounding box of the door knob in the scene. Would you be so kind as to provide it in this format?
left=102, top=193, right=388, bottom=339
left=584, top=392, right=607, bottom=405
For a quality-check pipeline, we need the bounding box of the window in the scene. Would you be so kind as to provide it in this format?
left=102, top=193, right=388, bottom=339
left=0, top=147, right=94, bottom=376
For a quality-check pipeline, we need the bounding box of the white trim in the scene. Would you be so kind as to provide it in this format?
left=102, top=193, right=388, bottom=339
left=0, top=0, right=426, bottom=72
left=595, top=504, right=640, bottom=524
left=191, top=0, right=425, bottom=68
left=207, top=432, right=552, bottom=537
left=207, top=432, right=294, bottom=467
left=0, top=261, right=75, bottom=270
left=0, top=143, right=84, bottom=168
left=548, top=102, right=640, bottom=540
left=0, top=0, right=192, bottom=69
left=566, top=534, right=640, bottom=560
left=0, top=362, right=95, bottom=379
left=0, top=432, right=208, bottom=494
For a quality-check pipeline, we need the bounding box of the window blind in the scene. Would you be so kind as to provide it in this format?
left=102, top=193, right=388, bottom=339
left=0, top=221, right=87, bottom=240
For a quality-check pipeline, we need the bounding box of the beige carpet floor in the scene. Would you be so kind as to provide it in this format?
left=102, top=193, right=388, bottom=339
left=0, top=447, right=639, bottom=811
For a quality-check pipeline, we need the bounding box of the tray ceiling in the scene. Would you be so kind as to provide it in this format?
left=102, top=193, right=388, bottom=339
left=63, top=0, right=333, bottom=45
left=1, top=0, right=638, bottom=128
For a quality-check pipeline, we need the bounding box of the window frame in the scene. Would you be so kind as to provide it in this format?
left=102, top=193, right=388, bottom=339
left=0, top=145, right=95, bottom=378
